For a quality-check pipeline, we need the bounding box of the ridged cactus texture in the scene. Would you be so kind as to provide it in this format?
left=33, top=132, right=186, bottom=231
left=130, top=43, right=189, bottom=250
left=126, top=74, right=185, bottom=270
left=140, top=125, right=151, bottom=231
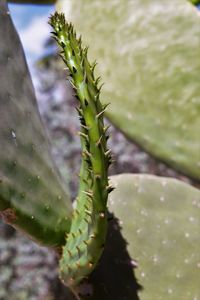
left=58, top=0, right=200, bottom=180
left=49, top=13, right=111, bottom=287
left=0, top=1, right=72, bottom=247
left=102, top=174, right=200, bottom=300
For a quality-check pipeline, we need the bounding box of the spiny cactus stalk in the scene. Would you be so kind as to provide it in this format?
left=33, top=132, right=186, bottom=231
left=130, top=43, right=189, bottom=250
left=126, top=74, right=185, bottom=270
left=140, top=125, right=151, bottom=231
left=0, top=1, right=72, bottom=247
left=49, top=13, right=112, bottom=287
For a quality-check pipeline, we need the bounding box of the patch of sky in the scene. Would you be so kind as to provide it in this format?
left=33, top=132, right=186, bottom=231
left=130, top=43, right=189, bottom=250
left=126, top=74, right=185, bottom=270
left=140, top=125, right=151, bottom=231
left=8, top=4, right=54, bottom=87
left=8, top=4, right=53, bottom=30
left=8, top=4, right=54, bottom=64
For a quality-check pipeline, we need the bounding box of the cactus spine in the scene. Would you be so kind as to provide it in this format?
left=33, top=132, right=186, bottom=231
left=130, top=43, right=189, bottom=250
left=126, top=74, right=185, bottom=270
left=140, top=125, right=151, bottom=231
left=49, top=13, right=112, bottom=287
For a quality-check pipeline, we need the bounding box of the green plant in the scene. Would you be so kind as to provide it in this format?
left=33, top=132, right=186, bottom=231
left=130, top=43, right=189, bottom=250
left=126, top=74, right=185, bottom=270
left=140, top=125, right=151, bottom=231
left=0, top=2, right=72, bottom=248
left=58, top=0, right=200, bottom=180
left=49, top=13, right=112, bottom=287
left=0, top=2, right=200, bottom=300
left=108, top=174, right=200, bottom=300
left=0, top=2, right=111, bottom=293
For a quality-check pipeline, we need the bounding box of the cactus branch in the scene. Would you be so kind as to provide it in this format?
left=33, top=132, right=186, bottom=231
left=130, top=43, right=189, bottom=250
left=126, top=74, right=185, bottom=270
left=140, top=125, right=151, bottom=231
left=49, top=12, right=112, bottom=287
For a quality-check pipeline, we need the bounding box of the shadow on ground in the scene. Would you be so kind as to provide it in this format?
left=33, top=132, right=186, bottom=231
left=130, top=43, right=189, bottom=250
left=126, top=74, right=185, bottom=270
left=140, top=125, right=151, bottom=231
left=74, top=212, right=142, bottom=300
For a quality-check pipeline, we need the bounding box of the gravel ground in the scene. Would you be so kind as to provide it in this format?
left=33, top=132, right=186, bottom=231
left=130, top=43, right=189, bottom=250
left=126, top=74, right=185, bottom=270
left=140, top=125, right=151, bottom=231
left=0, top=66, right=199, bottom=300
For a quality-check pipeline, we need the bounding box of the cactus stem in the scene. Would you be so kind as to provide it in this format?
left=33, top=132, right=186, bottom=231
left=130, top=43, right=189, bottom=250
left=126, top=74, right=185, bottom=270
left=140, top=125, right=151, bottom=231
left=49, top=12, right=112, bottom=288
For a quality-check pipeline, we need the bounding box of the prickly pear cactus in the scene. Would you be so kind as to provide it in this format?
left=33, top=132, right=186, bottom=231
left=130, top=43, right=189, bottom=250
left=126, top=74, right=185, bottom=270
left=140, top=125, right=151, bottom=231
left=101, top=174, right=199, bottom=300
left=49, top=12, right=112, bottom=288
left=0, top=1, right=72, bottom=247
left=58, top=0, right=200, bottom=180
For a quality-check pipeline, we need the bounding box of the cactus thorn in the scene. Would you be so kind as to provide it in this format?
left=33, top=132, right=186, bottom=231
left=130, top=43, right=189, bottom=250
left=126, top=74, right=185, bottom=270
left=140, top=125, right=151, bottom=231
left=82, top=190, right=93, bottom=198
left=96, top=109, right=106, bottom=119
left=88, top=262, right=94, bottom=268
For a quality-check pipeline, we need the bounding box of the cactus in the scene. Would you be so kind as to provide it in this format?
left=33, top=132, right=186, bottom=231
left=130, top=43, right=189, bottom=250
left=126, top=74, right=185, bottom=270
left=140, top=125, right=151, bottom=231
left=103, top=174, right=200, bottom=300
left=58, top=0, right=200, bottom=180
left=0, top=2, right=111, bottom=291
left=0, top=0, right=72, bottom=247
left=56, top=174, right=199, bottom=300
left=81, top=174, right=200, bottom=300
left=1, top=3, right=199, bottom=299
left=49, top=12, right=112, bottom=287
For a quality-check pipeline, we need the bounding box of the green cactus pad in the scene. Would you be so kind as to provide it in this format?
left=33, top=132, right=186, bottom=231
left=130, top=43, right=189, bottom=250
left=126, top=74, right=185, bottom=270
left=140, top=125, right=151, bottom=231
left=58, top=0, right=200, bottom=180
left=105, top=174, right=200, bottom=300
left=0, top=2, right=72, bottom=247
